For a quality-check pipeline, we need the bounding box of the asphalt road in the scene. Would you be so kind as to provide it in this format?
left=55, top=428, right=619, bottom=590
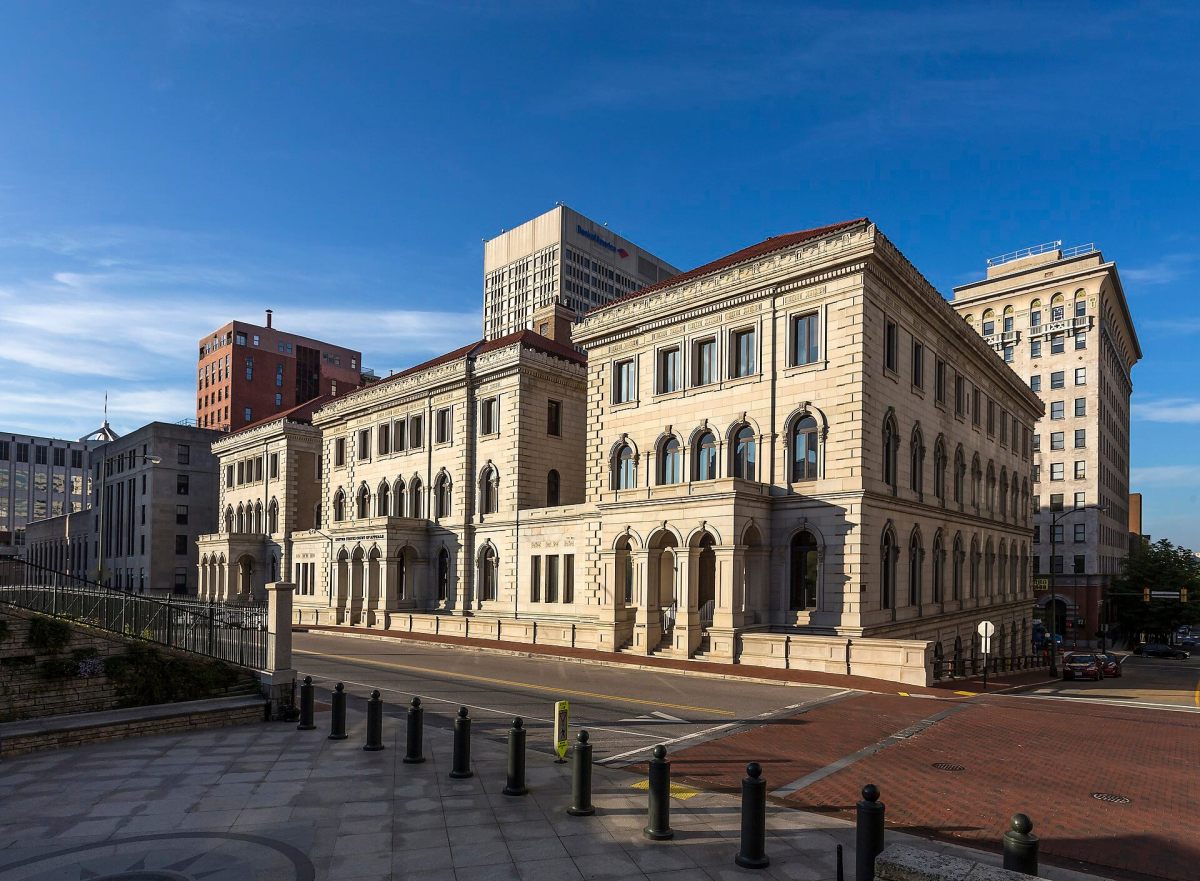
left=291, top=630, right=848, bottom=764
left=1011, top=651, right=1200, bottom=712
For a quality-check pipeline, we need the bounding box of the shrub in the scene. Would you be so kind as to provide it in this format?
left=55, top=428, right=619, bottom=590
left=0, top=654, right=36, bottom=670
left=38, top=657, right=80, bottom=680
left=103, top=644, right=241, bottom=707
left=0, top=619, right=10, bottom=643
left=27, top=617, right=72, bottom=654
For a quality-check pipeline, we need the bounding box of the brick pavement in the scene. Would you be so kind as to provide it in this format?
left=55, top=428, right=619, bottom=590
left=670, top=692, right=1200, bottom=881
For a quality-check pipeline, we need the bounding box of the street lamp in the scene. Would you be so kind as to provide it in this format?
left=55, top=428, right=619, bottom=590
left=1046, top=502, right=1105, bottom=676
left=95, top=451, right=161, bottom=590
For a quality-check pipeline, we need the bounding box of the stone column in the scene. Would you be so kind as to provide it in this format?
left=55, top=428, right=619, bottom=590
left=674, top=551, right=696, bottom=657
left=631, top=550, right=659, bottom=654
left=261, top=581, right=297, bottom=720
left=706, top=545, right=741, bottom=662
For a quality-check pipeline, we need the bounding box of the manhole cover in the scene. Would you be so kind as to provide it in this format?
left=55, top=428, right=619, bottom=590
left=932, top=762, right=965, bottom=772
left=1091, top=792, right=1131, bottom=805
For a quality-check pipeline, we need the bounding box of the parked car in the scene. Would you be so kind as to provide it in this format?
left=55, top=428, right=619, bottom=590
left=1133, top=643, right=1190, bottom=659
left=1062, top=653, right=1105, bottom=681
left=1180, top=637, right=1200, bottom=649
left=1097, top=652, right=1123, bottom=678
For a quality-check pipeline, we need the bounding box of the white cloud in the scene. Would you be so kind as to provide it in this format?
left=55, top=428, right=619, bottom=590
left=1122, top=253, right=1198, bottom=287
left=1132, top=398, right=1200, bottom=424
left=1130, top=466, right=1200, bottom=487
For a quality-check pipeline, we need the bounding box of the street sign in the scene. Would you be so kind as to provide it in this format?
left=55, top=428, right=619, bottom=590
left=1033, top=577, right=1049, bottom=590
left=553, top=700, right=570, bottom=762
left=977, top=620, right=994, bottom=638
left=977, top=620, right=995, bottom=687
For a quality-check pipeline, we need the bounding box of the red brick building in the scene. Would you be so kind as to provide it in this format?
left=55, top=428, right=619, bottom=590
left=196, top=311, right=365, bottom=432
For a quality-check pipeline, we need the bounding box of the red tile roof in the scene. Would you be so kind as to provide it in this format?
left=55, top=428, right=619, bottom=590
left=588, top=218, right=870, bottom=316
left=225, top=393, right=334, bottom=438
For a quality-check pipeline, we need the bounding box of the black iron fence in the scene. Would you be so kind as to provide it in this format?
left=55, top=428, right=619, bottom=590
left=0, top=559, right=268, bottom=670
left=932, top=652, right=1048, bottom=681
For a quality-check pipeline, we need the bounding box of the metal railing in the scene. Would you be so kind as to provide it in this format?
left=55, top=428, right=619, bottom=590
left=0, top=559, right=268, bottom=670
left=932, top=653, right=1048, bottom=681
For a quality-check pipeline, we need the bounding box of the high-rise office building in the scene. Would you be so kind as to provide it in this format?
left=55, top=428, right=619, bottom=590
left=0, top=430, right=103, bottom=557
left=952, top=242, right=1140, bottom=643
left=483, top=204, right=679, bottom=340
left=196, top=310, right=365, bottom=432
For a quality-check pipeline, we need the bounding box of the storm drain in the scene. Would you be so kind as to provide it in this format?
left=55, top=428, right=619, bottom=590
left=931, top=762, right=966, bottom=772
left=1091, top=792, right=1131, bottom=805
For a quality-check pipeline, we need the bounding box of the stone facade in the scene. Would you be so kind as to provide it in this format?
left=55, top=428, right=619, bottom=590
left=199, top=220, right=1045, bottom=685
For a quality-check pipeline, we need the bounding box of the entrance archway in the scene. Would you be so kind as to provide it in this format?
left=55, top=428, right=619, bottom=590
left=695, top=533, right=716, bottom=628
left=236, top=554, right=255, bottom=601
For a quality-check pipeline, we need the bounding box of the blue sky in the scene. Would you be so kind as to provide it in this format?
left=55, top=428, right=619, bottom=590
left=1, top=2, right=1198, bottom=545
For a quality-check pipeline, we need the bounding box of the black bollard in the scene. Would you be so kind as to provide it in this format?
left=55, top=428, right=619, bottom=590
left=363, top=690, right=384, bottom=752
left=502, top=717, right=528, bottom=796
left=297, top=675, right=315, bottom=731
left=836, top=844, right=844, bottom=881
left=328, top=682, right=348, bottom=741
left=567, top=730, right=595, bottom=816
left=403, top=696, right=425, bottom=764
left=854, top=784, right=885, bottom=881
left=643, top=745, right=674, bottom=841
left=449, top=706, right=473, bottom=779
left=1002, top=813, right=1039, bottom=876
left=735, top=762, right=770, bottom=869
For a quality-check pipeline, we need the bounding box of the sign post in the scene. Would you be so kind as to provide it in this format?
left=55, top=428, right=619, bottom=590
left=553, top=700, right=570, bottom=764
left=977, top=620, right=995, bottom=691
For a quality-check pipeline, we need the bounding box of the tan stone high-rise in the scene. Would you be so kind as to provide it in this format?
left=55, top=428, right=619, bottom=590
left=952, top=243, right=1140, bottom=644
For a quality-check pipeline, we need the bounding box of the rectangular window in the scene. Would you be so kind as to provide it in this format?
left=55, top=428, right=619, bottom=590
left=175, top=534, right=188, bottom=555
left=274, top=393, right=283, bottom=407
left=1075, top=367, right=1086, bottom=385
left=563, top=554, right=574, bottom=603
left=912, top=340, right=925, bottom=388
left=987, top=400, right=996, bottom=436
left=358, top=429, right=370, bottom=460
left=546, top=554, right=560, bottom=603
left=792, top=312, right=820, bottom=366
left=954, top=375, right=965, bottom=416
left=176, top=444, right=190, bottom=465
left=72, top=449, right=83, bottom=468
left=53, top=447, right=65, bottom=467
left=237, top=461, right=245, bottom=484
left=177, top=474, right=189, bottom=495
left=613, top=359, right=636, bottom=403
left=1074, top=523, right=1086, bottom=543
left=935, top=358, right=946, bottom=403
left=1074, top=492, right=1086, bottom=508
left=983, top=318, right=995, bottom=336
left=0, top=440, right=8, bottom=460
left=546, top=399, right=562, bottom=437
left=1003, top=345, right=1014, bottom=363
left=1074, top=397, right=1087, bottom=417
left=1051, top=555, right=1064, bottom=574
left=1030, top=374, right=1041, bottom=392
left=1074, top=461, right=1086, bottom=479
left=1051, top=432, right=1064, bottom=450
left=1050, top=463, right=1064, bottom=481
left=1075, top=334, right=1087, bottom=350
left=1050, top=493, right=1064, bottom=512
left=1052, top=305, right=1065, bottom=322
left=270, top=452, right=279, bottom=478
left=480, top=397, right=500, bottom=434
left=1032, top=556, right=1041, bottom=574
left=530, top=555, right=541, bottom=602
left=1051, top=333, right=1065, bottom=354
left=1033, top=434, right=1041, bottom=452
left=693, top=337, right=716, bottom=386
left=1000, top=410, right=1009, bottom=445
left=1073, top=555, right=1086, bottom=574
left=236, top=332, right=246, bottom=345
left=1052, top=524, right=1064, bottom=543
left=35, top=445, right=47, bottom=465
left=732, top=328, right=756, bottom=377
left=226, top=464, right=234, bottom=487
left=1075, top=300, right=1087, bottom=317
left=657, top=347, right=680, bottom=393
left=1051, top=371, right=1065, bottom=389
left=394, top=419, right=407, bottom=452
left=884, top=320, right=898, bottom=372
left=1034, top=525, right=1041, bottom=543
left=409, top=415, right=423, bottom=448
left=1050, top=401, right=1065, bottom=420
left=176, top=504, right=189, bottom=525
left=243, top=407, right=252, bottom=423
left=334, top=437, right=346, bottom=466
left=436, top=408, right=452, bottom=444
left=1074, top=429, right=1086, bottom=448
left=972, top=389, right=981, bottom=426
left=1031, top=339, right=1042, bottom=358
left=16, top=442, right=28, bottom=463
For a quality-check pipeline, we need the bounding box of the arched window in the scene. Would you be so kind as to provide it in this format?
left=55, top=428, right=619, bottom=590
left=982, top=308, right=996, bottom=335
left=267, top=499, right=278, bottom=534
left=435, top=473, right=452, bottom=518
left=970, top=536, right=981, bottom=598
left=1029, top=298, right=1042, bottom=328
left=236, top=503, right=245, bottom=533
left=658, top=438, right=682, bottom=485
left=1050, top=292, right=1065, bottom=322
left=984, top=538, right=995, bottom=596
left=953, top=446, right=965, bottom=506
left=437, top=548, right=450, bottom=602
left=933, top=437, right=946, bottom=504
left=393, top=479, right=406, bottom=518
left=377, top=481, right=390, bottom=517
left=908, top=529, right=923, bottom=606
left=314, top=501, right=322, bottom=529
left=614, top=444, right=636, bottom=490
left=479, top=465, right=499, bottom=514
left=546, top=469, right=560, bottom=506
left=409, top=477, right=423, bottom=518
left=883, top=415, right=899, bottom=494
left=971, top=455, right=982, bottom=509
left=790, top=531, right=819, bottom=610
left=931, top=531, right=944, bottom=604
left=1002, top=305, right=1014, bottom=334
left=1021, top=478, right=1030, bottom=525
left=479, top=545, right=498, bottom=602
left=615, top=536, right=634, bottom=605
left=732, top=425, right=756, bottom=480
left=356, top=484, right=370, bottom=519
left=791, top=415, right=819, bottom=481
left=224, top=506, right=233, bottom=533
left=332, top=490, right=345, bottom=523
left=998, top=540, right=1008, bottom=596
left=881, top=527, right=897, bottom=610
left=999, top=468, right=1009, bottom=519
left=909, top=427, right=924, bottom=496
left=952, top=532, right=964, bottom=600
left=694, top=431, right=718, bottom=481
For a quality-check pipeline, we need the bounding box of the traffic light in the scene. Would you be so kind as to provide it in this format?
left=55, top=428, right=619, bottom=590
left=1143, top=587, right=1151, bottom=602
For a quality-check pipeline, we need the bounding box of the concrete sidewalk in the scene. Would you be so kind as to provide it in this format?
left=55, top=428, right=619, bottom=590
left=0, top=702, right=1106, bottom=881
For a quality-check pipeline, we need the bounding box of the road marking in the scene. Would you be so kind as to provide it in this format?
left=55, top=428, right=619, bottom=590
left=618, top=711, right=689, bottom=724
left=300, top=672, right=663, bottom=741
left=1194, top=675, right=1199, bottom=709
left=1002, top=692, right=1200, bottom=714
left=954, top=690, right=977, bottom=697
left=295, top=648, right=736, bottom=717
left=630, top=779, right=700, bottom=800
left=897, top=692, right=909, bottom=696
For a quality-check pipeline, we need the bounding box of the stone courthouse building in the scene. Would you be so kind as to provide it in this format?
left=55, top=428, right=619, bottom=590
left=198, top=219, right=1044, bottom=684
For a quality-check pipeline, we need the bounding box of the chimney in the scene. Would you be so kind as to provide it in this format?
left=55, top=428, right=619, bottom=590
left=265, top=309, right=273, bottom=328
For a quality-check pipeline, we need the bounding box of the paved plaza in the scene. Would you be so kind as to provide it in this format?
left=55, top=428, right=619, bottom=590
left=0, top=699, right=1107, bottom=881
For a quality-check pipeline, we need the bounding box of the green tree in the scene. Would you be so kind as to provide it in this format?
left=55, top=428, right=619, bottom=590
left=1109, top=538, right=1200, bottom=644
